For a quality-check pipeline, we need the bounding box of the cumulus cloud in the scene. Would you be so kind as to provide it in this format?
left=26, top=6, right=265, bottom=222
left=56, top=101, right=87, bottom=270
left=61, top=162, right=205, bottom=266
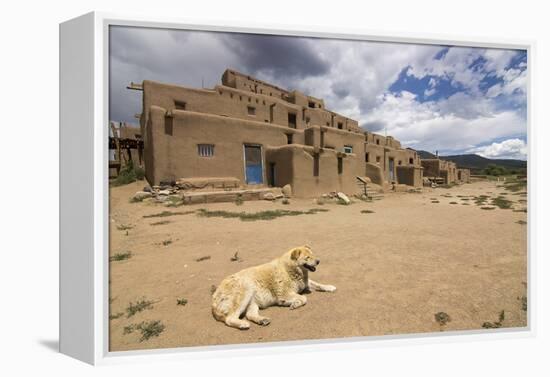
left=467, top=138, right=527, bottom=160
left=109, top=26, right=527, bottom=159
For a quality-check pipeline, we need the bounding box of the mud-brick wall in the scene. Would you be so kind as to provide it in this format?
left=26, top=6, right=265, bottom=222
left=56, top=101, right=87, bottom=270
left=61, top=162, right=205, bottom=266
left=146, top=107, right=289, bottom=185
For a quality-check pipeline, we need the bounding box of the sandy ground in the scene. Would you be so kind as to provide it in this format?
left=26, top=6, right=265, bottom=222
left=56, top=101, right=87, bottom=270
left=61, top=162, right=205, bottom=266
left=108, top=180, right=527, bottom=351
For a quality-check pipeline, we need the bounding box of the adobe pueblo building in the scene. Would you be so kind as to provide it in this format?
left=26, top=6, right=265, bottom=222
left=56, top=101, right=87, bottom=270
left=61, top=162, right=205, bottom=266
left=132, top=69, right=465, bottom=200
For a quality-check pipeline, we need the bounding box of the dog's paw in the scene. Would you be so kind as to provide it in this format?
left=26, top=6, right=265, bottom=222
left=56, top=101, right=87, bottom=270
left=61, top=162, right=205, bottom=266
left=238, top=322, right=251, bottom=330
left=258, top=318, right=271, bottom=326
left=290, top=300, right=306, bottom=310
left=323, top=285, right=337, bottom=292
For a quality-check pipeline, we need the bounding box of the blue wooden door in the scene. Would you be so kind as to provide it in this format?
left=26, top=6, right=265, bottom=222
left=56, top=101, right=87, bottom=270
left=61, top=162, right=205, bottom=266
left=244, top=145, right=263, bottom=184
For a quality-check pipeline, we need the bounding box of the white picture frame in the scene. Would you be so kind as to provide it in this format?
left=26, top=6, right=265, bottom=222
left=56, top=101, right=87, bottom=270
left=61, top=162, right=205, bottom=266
left=59, top=11, right=535, bottom=365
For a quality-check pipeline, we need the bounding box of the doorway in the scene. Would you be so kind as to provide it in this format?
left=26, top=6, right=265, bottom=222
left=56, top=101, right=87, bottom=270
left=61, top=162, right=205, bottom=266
left=244, top=145, right=264, bottom=185
left=388, top=158, right=395, bottom=181
left=268, top=162, right=276, bottom=186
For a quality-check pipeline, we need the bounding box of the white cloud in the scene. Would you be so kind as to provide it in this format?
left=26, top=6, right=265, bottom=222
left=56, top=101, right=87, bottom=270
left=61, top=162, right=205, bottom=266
left=361, top=91, right=526, bottom=154
left=110, top=27, right=527, bottom=157
left=467, top=138, right=527, bottom=160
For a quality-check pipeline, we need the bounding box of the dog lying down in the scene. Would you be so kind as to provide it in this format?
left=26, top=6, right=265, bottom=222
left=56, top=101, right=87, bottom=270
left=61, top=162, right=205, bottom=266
left=212, top=245, right=336, bottom=330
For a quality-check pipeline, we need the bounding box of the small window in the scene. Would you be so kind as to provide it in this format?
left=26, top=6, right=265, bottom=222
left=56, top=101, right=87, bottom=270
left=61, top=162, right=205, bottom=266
left=343, top=145, right=353, bottom=154
left=306, top=117, right=310, bottom=125
left=398, top=160, right=402, bottom=165
left=337, top=157, right=343, bottom=175
left=247, top=106, right=256, bottom=116
left=287, top=134, right=293, bottom=144
left=376, top=156, right=381, bottom=163
left=308, top=101, right=315, bottom=108
left=230, top=93, right=234, bottom=99
left=174, top=100, right=186, bottom=110
left=376, top=139, right=380, bottom=145
left=288, top=113, right=297, bottom=128
left=198, top=144, right=214, bottom=157
left=338, top=122, right=343, bottom=130
left=326, top=122, right=330, bottom=126
left=365, top=153, right=369, bottom=162
left=409, top=158, right=414, bottom=164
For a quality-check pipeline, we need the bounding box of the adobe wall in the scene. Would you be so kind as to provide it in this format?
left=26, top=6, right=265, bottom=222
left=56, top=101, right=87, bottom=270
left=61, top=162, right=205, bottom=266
left=266, top=145, right=359, bottom=197
left=421, top=159, right=441, bottom=178
left=458, top=168, right=471, bottom=183
left=146, top=107, right=289, bottom=185
left=396, top=165, right=423, bottom=187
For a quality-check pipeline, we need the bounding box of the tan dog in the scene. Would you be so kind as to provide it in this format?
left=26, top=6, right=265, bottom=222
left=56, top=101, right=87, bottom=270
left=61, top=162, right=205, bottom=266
left=212, top=246, right=336, bottom=329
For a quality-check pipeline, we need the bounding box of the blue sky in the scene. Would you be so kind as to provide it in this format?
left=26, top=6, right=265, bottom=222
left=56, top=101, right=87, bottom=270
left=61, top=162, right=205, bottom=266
left=110, top=27, right=528, bottom=160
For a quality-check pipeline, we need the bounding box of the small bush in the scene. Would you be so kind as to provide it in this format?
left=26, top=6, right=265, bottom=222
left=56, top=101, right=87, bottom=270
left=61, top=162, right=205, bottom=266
left=196, top=255, right=211, bottom=262
left=111, top=160, right=145, bottom=187
left=126, top=298, right=154, bottom=318
left=124, top=320, right=165, bottom=342
left=235, top=194, right=244, bottom=206
left=176, top=298, right=188, bottom=306
left=361, top=210, right=375, bottom=214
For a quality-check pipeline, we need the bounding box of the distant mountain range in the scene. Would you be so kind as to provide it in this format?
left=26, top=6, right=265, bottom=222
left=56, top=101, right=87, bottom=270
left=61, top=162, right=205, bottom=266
left=416, top=150, right=527, bottom=172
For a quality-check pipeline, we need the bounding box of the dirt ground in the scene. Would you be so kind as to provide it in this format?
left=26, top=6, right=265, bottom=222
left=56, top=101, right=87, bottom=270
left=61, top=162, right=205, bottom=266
left=108, top=180, right=527, bottom=351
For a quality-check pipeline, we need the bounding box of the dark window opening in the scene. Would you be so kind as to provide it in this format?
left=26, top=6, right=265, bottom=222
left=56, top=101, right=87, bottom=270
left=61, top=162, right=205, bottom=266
left=306, top=117, right=310, bottom=125
left=313, top=154, right=319, bottom=177
left=174, top=100, right=186, bottom=110
left=337, top=157, right=343, bottom=175
left=365, top=153, right=370, bottom=162
left=337, top=122, right=343, bottom=130
left=398, top=160, right=402, bottom=165
left=247, top=106, right=256, bottom=116
left=376, top=139, right=380, bottom=145
left=198, top=144, right=214, bottom=157
left=165, top=116, right=173, bottom=136
left=343, top=145, right=353, bottom=154
left=288, top=113, right=297, bottom=128
left=230, top=93, right=234, bottom=99
left=376, top=156, right=381, bottom=163
left=308, top=101, right=315, bottom=108
left=409, top=158, right=414, bottom=164
left=287, top=134, right=293, bottom=144
left=326, top=122, right=330, bottom=126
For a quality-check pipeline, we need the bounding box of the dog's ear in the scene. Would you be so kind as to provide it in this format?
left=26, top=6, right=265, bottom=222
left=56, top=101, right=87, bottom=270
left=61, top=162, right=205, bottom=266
left=290, top=247, right=302, bottom=260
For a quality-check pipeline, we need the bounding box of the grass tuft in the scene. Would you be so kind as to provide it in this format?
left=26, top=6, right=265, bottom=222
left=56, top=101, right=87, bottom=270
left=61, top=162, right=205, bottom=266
left=143, top=210, right=194, bottom=218
left=360, top=209, right=375, bottom=214
left=109, top=251, right=132, bottom=262
left=150, top=220, right=170, bottom=226
left=195, top=208, right=329, bottom=222
left=111, top=160, right=145, bottom=187
left=491, top=196, right=513, bottom=209
left=126, top=298, right=154, bottom=318
left=123, top=320, right=165, bottom=342
left=176, top=298, right=188, bottom=306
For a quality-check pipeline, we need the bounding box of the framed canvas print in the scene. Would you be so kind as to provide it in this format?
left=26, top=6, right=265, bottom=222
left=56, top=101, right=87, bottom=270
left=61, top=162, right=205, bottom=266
left=60, top=12, right=533, bottom=365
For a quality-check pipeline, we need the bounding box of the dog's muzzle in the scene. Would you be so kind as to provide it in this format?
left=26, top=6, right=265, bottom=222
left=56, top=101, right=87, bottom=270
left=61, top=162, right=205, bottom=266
left=304, top=264, right=316, bottom=272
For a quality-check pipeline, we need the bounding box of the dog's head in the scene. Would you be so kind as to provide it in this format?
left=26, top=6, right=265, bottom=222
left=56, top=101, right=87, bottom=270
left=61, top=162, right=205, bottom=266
left=289, top=245, right=320, bottom=272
